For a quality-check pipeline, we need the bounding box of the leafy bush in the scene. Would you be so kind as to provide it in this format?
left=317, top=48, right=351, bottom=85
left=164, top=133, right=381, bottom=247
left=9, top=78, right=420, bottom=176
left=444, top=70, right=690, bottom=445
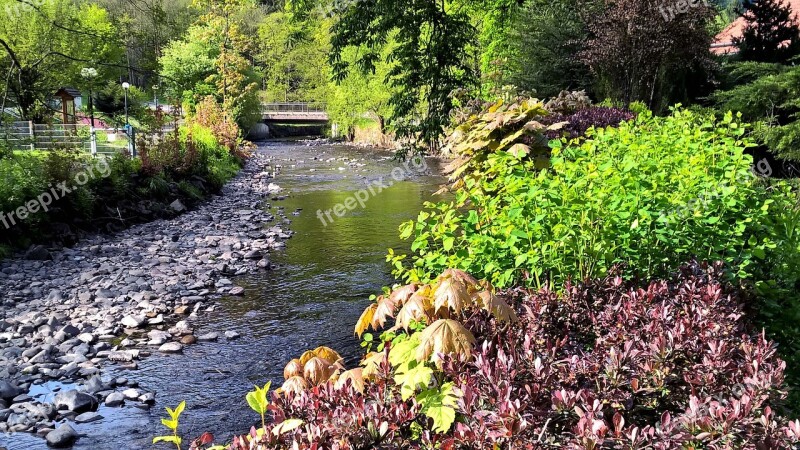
left=393, top=108, right=791, bottom=290
left=191, top=96, right=250, bottom=160
left=444, top=261, right=799, bottom=448
left=544, top=89, right=593, bottom=114
left=137, top=131, right=198, bottom=177
left=169, top=263, right=800, bottom=449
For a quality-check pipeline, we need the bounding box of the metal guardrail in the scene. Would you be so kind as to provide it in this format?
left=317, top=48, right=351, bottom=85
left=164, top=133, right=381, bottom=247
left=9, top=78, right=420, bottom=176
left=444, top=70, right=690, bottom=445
left=261, top=102, right=327, bottom=114
left=1, top=122, right=135, bottom=156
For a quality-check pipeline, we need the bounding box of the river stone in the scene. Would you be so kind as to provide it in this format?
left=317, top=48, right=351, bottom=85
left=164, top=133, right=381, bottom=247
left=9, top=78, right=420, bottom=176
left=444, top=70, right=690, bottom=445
left=84, top=376, right=106, bottom=394
left=170, top=199, right=187, bottom=213
left=104, top=392, right=124, bottom=407
left=76, top=333, right=95, bottom=344
left=0, top=380, right=22, bottom=401
left=158, top=342, right=183, bottom=353
left=180, top=335, right=197, bottom=345
left=229, top=287, right=245, bottom=296
left=46, top=423, right=78, bottom=448
left=224, top=331, right=241, bottom=340
left=121, top=389, right=140, bottom=400
left=197, top=332, right=219, bottom=342
left=24, top=245, right=51, bottom=261
left=75, top=412, right=103, bottom=423
left=54, top=390, right=97, bottom=413
left=120, top=316, right=145, bottom=328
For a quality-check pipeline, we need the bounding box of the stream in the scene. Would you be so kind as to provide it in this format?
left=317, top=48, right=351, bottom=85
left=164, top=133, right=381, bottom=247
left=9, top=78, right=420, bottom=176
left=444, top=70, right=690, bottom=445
left=2, top=141, right=445, bottom=450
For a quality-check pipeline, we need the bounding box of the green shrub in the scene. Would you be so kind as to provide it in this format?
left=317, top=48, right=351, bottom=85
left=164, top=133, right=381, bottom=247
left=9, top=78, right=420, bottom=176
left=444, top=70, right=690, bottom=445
left=0, top=154, right=48, bottom=221
left=392, top=108, right=796, bottom=290
left=392, top=106, right=800, bottom=406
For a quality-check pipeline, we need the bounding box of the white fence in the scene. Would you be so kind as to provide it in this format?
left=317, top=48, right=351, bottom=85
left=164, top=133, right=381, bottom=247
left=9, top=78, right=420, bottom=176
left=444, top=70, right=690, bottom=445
left=2, top=121, right=132, bottom=156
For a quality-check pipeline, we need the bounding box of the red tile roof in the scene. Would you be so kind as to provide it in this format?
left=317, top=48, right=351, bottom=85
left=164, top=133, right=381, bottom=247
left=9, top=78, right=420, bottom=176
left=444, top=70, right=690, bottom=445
left=712, top=0, right=800, bottom=55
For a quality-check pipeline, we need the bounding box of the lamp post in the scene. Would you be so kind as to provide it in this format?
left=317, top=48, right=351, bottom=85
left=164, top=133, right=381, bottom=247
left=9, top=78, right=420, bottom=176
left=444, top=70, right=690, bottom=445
left=81, top=68, right=98, bottom=156
left=121, top=82, right=134, bottom=157
left=122, top=82, right=130, bottom=125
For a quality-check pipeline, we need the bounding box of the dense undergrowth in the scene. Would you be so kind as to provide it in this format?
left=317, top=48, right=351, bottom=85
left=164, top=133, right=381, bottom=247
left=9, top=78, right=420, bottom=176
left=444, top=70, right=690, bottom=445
left=0, top=98, right=248, bottom=251
left=154, top=97, right=800, bottom=449
left=392, top=101, right=800, bottom=406
left=162, top=263, right=800, bottom=449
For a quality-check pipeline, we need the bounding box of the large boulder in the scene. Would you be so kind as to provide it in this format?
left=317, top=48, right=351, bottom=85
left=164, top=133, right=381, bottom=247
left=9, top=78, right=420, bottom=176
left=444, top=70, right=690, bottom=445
left=0, top=380, right=22, bottom=402
left=46, top=424, right=78, bottom=448
left=54, top=390, right=97, bottom=413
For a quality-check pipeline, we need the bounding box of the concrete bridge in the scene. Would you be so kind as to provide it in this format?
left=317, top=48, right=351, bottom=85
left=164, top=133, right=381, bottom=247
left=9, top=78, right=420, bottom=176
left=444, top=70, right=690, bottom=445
left=262, top=103, right=329, bottom=123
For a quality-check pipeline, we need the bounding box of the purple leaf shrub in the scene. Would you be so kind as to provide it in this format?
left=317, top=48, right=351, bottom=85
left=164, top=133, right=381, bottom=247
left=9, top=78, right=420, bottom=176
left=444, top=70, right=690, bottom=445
left=540, top=106, right=635, bottom=140
left=216, top=261, right=799, bottom=449
left=446, top=261, right=798, bottom=448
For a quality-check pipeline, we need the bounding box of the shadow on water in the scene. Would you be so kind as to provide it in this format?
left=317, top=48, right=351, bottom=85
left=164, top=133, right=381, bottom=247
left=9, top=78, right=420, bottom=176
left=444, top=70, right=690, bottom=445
left=2, top=143, right=445, bottom=450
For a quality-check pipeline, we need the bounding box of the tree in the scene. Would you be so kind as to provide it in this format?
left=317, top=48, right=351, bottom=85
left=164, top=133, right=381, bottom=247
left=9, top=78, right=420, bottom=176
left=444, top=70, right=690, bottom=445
left=580, top=0, right=716, bottom=110
left=160, top=25, right=218, bottom=102
left=326, top=45, right=393, bottom=139
left=0, top=0, right=121, bottom=121
left=506, top=0, right=595, bottom=98
left=161, top=0, right=261, bottom=129
left=735, top=0, right=800, bottom=63
left=98, top=0, right=198, bottom=86
left=325, top=0, right=479, bottom=153
left=256, top=10, right=331, bottom=103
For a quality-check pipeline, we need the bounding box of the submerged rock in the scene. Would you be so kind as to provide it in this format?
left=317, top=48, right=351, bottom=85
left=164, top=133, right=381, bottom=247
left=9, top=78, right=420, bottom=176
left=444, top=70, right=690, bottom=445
left=46, top=423, right=78, bottom=448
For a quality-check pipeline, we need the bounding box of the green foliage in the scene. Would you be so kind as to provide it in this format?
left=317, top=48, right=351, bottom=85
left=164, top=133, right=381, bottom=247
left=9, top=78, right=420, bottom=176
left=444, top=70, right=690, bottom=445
left=246, top=381, right=272, bottom=431
left=160, top=1, right=261, bottom=130
left=393, top=109, right=793, bottom=292
left=326, top=45, right=393, bottom=139
left=0, top=0, right=121, bottom=121
left=711, top=62, right=800, bottom=161
left=154, top=401, right=186, bottom=450
left=328, top=0, right=479, bottom=152
left=160, top=25, right=218, bottom=101
left=505, top=0, right=594, bottom=98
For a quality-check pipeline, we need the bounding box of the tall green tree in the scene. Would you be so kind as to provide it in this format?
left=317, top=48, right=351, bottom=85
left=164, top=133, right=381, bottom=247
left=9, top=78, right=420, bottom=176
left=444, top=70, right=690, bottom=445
left=326, top=45, right=393, bottom=138
left=256, top=10, right=330, bottom=103
left=161, top=0, right=261, bottom=129
left=98, top=0, right=197, bottom=86
left=324, top=0, right=479, bottom=152
left=735, top=0, right=800, bottom=63
left=0, top=0, right=121, bottom=121
left=506, top=0, right=595, bottom=98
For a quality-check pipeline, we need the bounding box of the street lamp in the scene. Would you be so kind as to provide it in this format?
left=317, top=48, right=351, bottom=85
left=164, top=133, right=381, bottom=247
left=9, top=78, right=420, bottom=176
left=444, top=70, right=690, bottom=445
left=122, top=82, right=130, bottom=125
left=81, top=68, right=98, bottom=156
left=153, top=85, right=159, bottom=110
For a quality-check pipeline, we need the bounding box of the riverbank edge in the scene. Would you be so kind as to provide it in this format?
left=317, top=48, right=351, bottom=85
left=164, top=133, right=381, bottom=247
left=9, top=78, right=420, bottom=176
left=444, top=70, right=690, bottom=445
left=0, top=149, right=247, bottom=262
left=0, top=151, right=289, bottom=443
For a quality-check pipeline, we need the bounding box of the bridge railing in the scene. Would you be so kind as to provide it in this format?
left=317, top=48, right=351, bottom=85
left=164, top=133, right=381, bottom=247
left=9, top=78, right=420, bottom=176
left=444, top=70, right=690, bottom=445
left=262, top=102, right=327, bottom=114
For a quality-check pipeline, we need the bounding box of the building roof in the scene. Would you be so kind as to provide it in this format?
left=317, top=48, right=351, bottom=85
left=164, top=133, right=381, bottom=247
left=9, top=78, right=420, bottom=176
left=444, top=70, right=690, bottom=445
left=712, top=0, right=800, bottom=55
left=54, top=87, right=82, bottom=99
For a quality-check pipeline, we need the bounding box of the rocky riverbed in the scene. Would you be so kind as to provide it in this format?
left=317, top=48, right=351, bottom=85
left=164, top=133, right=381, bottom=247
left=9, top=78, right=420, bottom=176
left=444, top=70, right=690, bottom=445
left=0, top=153, right=290, bottom=446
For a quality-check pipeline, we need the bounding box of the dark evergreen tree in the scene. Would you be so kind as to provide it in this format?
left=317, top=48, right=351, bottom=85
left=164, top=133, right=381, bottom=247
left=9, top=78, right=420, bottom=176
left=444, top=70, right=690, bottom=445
left=735, top=0, right=800, bottom=63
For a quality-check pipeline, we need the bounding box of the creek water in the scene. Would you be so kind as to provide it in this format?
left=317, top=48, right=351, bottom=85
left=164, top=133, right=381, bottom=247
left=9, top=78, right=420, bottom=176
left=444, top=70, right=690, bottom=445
left=3, top=142, right=445, bottom=450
